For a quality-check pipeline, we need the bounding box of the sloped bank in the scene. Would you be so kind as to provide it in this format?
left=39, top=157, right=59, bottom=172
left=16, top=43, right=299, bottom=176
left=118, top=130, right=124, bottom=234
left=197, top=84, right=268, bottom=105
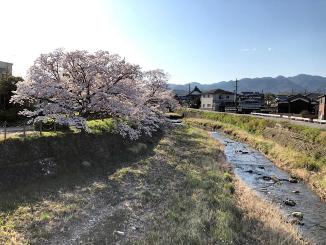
left=181, top=109, right=326, bottom=200
left=0, top=130, right=163, bottom=190
left=0, top=126, right=306, bottom=244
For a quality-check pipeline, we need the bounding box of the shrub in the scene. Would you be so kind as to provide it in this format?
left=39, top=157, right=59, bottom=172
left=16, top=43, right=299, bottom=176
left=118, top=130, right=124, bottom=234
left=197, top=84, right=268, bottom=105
left=87, top=118, right=115, bottom=134
left=300, top=110, right=311, bottom=118
left=304, top=162, right=320, bottom=172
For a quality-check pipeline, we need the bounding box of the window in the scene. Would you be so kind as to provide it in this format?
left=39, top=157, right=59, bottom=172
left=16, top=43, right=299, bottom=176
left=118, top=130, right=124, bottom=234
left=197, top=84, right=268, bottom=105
left=202, top=104, right=205, bottom=108
left=226, top=95, right=229, bottom=99
left=219, top=95, right=223, bottom=99
left=207, top=104, right=211, bottom=107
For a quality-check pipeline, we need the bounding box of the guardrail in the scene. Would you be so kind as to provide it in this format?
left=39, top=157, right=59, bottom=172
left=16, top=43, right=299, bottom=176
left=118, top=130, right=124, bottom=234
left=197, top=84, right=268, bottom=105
left=251, top=112, right=326, bottom=124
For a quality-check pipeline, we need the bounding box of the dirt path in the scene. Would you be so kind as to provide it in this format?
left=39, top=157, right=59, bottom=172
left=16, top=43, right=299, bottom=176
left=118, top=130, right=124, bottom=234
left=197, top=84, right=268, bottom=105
left=47, top=158, right=181, bottom=245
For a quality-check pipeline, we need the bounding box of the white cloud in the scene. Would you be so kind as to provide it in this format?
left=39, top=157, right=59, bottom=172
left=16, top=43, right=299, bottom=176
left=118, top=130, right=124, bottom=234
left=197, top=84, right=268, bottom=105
left=268, top=47, right=272, bottom=51
left=240, top=48, right=257, bottom=52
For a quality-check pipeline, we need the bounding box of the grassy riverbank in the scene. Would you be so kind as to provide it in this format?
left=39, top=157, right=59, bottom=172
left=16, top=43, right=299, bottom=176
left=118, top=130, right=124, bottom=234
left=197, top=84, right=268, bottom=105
left=0, top=126, right=304, bottom=244
left=181, top=109, right=326, bottom=200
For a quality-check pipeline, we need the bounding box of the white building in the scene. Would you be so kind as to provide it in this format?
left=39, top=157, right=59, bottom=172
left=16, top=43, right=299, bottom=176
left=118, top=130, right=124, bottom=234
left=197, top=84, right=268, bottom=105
left=0, top=61, right=13, bottom=79
left=200, top=89, right=235, bottom=111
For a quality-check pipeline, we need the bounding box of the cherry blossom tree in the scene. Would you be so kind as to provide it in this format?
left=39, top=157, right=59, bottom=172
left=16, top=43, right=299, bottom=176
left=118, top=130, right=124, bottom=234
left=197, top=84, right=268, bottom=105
left=11, top=49, right=177, bottom=139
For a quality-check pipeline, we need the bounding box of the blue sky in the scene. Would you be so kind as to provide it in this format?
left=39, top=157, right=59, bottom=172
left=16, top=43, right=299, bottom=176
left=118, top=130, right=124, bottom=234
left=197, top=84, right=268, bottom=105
left=1, top=0, right=326, bottom=84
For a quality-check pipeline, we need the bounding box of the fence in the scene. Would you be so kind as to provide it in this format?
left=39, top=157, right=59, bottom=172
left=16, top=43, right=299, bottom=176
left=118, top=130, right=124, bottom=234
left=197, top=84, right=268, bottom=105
left=0, top=121, right=59, bottom=141
left=251, top=112, right=326, bottom=124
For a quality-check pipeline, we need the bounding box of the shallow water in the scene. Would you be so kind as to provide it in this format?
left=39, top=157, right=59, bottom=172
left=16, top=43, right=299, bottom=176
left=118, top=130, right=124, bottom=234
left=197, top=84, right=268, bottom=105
left=211, top=132, right=326, bottom=245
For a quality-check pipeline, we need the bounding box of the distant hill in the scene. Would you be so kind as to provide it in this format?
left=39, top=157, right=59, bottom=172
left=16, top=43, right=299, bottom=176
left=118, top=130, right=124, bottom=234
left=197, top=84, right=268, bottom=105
left=169, top=74, right=326, bottom=95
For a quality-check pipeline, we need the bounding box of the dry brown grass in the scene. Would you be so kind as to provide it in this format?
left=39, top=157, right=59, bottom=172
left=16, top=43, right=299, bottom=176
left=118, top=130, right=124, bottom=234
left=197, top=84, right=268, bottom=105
left=234, top=178, right=308, bottom=245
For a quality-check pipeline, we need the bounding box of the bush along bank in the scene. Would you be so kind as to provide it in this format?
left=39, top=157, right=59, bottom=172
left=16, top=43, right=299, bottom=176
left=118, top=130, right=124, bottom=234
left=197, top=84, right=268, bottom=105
left=181, top=109, right=326, bottom=200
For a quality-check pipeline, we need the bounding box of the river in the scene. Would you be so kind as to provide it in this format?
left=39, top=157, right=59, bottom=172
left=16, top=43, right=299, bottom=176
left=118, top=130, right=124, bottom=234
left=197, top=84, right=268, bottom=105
left=211, top=131, right=326, bottom=245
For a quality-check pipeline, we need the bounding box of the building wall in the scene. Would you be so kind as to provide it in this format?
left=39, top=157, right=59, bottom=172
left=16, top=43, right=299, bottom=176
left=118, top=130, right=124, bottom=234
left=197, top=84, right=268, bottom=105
left=318, top=96, right=326, bottom=120
left=289, top=99, right=310, bottom=114
left=201, top=93, right=234, bottom=111
left=200, top=94, right=214, bottom=110
left=212, top=93, right=234, bottom=102
left=0, top=61, right=13, bottom=78
left=277, top=103, right=289, bottom=113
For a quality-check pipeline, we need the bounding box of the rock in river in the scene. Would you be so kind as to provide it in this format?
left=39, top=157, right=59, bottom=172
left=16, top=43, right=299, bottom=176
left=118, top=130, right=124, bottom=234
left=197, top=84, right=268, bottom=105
left=284, top=199, right=296, bottom=206
left=289, top=178, right=298, bottom=183
left=262, top=176, right=272, bottom=181
left=292, top=211, right=303, bottom=220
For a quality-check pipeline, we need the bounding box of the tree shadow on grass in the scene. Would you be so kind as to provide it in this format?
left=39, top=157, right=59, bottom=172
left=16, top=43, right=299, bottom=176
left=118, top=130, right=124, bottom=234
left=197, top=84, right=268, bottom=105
left=0, top=131, right=163, bottom=212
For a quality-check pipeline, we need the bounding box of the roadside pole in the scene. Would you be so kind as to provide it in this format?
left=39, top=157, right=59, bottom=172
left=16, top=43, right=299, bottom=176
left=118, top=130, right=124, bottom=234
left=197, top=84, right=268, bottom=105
left=4, top=121, right=7, bottom=140
left=40, top=121, right=42, bottom=136
left=23, top=124, right=26, bottom=138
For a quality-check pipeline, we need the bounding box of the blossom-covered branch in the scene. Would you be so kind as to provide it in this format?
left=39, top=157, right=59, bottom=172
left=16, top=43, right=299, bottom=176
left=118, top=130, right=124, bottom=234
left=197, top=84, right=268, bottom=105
left=11, top=49, right=178, bottom=139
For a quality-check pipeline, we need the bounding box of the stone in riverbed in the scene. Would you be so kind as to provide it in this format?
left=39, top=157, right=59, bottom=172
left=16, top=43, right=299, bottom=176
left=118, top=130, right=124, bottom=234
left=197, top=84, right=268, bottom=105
left=289, top=175, right=300, bottom=183
left=271, top=176, right=279, bottom=182
left=262, top=176, right=272, bottom=181
left=245, top=170, right=254, bottom=174
left=289, top=178, right=298, bottom=183
left=292, top=211, right=303, bottom=220
left=284, top=199, right=296, bottom=206
left=292, top=190, right=300, bottom=194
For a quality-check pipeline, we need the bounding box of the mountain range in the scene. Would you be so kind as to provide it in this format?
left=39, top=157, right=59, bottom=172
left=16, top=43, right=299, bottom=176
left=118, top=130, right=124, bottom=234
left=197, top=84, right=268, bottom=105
left=169, top=74, right=326, bottom=95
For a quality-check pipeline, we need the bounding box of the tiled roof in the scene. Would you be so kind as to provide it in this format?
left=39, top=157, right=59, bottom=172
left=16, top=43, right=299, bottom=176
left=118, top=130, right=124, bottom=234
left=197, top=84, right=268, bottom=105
left=202, top=89, right=234, bottom=95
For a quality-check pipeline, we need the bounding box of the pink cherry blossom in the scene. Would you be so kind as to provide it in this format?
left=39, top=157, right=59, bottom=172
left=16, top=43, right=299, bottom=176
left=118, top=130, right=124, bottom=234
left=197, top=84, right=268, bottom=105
left=11, top=49, right=178, bottom=139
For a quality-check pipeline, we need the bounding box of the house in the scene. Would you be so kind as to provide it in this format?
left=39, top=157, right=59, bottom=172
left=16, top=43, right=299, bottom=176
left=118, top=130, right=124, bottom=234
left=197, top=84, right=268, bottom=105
left=275, top=95, right=290, bottom=113
left=201, top=89, right=234, bottom=111
left=176, top=86, right=202, bottom=108
left=318, top=95, right=326, bottom=120
left=305, top=92, right=321, bottom=115
left=275, top=94, right=314, bottom=114
left=238, top=92, right=264, bottom=113
left=0, top=61, right=13, bottom=79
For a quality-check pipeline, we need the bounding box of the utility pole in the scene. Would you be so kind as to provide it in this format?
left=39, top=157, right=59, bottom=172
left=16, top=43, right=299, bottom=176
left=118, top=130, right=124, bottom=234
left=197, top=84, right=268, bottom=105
left=234, top=79, right=238, bottom=112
